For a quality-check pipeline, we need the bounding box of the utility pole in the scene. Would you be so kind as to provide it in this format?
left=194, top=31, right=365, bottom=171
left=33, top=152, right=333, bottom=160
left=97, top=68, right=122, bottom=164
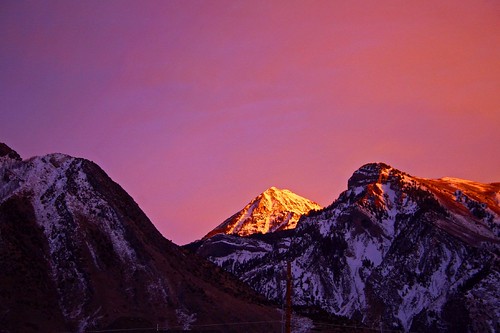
left=285, top=260, right=292, bottom=333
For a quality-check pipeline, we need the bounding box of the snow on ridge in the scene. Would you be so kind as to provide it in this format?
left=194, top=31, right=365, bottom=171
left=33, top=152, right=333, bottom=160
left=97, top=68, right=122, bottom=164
left=440, top=177, right=487, bottom=186
left=229, top=200, right=259, bottom=234
left=2, top=154, right=138, bottom=263
left=266, top=187, right=321, bottom=208
left=207, top=237, right=272, bottom=253
left=417, top=177, right=500, bottom=242
left=63, top=166, right=138, bottom=263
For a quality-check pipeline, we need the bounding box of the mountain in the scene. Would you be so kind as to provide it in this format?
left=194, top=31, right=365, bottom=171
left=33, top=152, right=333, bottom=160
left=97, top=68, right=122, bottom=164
left=0, top=143, right=282, bottom=333
left=204, top=186, right=321, bottom=239
left=190, top=163, right=500, bottom=332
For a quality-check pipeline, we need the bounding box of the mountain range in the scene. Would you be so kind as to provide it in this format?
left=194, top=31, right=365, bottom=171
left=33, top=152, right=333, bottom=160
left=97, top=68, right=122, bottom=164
left=2, top=141, right=499, bottom=333
left=189, top=163, right=500, bottom=332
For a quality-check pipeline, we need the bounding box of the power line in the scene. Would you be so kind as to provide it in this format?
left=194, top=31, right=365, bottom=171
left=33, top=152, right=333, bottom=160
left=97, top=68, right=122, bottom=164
left=84, top=318, right=418, bottom=333
left=85, top=319, right=283, bottom=332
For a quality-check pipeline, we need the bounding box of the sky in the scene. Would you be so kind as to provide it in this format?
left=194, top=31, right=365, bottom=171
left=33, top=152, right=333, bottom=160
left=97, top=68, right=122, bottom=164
left=1, top=1, right=499, bottom=245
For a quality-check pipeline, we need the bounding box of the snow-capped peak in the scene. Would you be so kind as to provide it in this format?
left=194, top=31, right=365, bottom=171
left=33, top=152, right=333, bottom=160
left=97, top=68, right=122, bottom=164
left=203, top=187, right=322, bottom=238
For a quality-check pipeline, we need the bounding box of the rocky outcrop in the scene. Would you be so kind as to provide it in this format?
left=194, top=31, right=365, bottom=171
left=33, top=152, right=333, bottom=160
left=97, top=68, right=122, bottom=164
left=0, top=143, right=21, bottom=161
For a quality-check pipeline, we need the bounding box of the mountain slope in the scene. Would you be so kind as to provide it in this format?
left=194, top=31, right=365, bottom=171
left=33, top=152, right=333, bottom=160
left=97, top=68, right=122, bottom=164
left=0, top=144, right=281, bottom=332
left=204, top=186, right=321, bottom=239
left=192, top=163, right=500, bottom=332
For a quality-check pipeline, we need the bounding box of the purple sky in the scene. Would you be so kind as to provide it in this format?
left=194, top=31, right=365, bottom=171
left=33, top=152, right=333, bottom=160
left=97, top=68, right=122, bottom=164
left=1, top=1, right=499, bottom=244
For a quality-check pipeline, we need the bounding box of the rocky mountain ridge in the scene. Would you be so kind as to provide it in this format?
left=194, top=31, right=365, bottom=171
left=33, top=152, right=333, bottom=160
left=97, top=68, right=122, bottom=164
left=191, top=163, right=500, bottom=332
left=0, top=144, right=282, bottom=332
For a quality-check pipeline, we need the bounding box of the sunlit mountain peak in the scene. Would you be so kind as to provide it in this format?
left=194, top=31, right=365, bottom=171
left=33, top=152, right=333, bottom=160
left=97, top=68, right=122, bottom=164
left=203, top=187, right=322, bottom=239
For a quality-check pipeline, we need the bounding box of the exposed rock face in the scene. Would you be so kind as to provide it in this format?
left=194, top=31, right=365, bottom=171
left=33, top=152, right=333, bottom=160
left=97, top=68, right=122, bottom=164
left=204, top=186, right=321, bottom=239
left=0, top=143, right=21, bottom=161
left=192, top=163, right=500, bottom=332
left=0, top=143, right=281, bottom=333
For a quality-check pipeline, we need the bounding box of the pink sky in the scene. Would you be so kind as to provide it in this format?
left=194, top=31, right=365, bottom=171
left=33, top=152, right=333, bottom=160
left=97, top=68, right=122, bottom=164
left=1, top=1, right=499, bottom=244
